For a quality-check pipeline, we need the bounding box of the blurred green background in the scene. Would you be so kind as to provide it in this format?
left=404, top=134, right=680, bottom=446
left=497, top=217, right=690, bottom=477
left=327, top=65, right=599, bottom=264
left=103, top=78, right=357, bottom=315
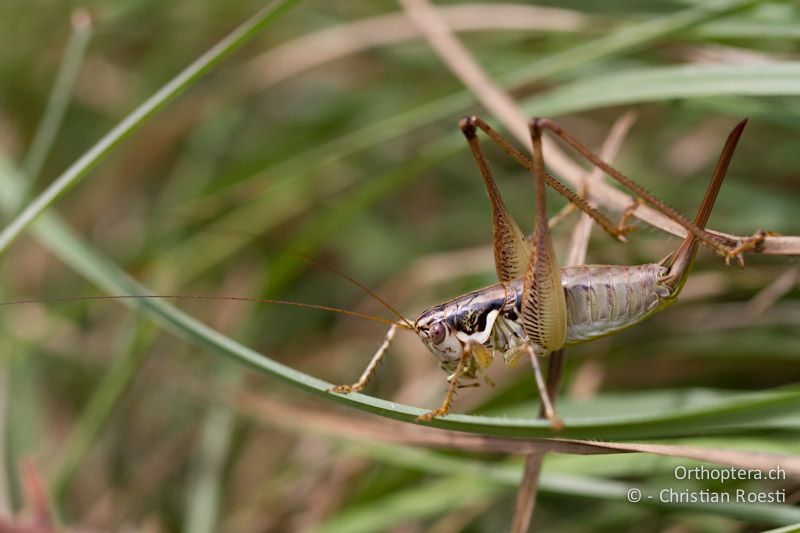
left=0, top=0, right=799, bottom=531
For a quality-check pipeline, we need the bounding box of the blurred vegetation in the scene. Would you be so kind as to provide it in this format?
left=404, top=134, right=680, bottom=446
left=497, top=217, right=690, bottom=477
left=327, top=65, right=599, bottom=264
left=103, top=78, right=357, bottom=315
left=0, top=0, right=799, bottom=531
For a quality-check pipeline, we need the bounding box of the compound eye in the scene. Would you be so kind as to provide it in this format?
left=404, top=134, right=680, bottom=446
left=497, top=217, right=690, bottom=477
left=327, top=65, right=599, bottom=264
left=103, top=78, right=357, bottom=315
left=430, top=322, right=446, bottom=345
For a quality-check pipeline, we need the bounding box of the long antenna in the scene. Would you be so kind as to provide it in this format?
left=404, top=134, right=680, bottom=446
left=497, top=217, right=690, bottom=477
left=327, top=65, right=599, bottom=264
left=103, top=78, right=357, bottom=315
left=282, top=249, right=415, bottom=329
left=0, top=294, right=415, bottom=330
left=154, top=218, right=415, bottom=329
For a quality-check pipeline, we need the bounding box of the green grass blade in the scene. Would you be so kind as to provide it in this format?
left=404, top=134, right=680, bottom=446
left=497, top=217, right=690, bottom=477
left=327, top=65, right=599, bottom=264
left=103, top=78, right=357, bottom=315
left=2, top=345, right=47, bottom=510
left=526, top=63, right=800, bottom=116
left=184, top=366, right=240, bottom=533
left=500, top=0, right=769, bottom=88
left=20, top=9, right=93, bottom=193
left=49, top=320, right=155, bottom=499
left=0, top=0, right=302, bottom=255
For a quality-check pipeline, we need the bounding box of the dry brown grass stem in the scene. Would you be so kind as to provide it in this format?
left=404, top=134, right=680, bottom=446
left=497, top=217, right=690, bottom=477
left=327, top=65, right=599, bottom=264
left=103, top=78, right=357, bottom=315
left=565, top=111, right=637, bottom=267
left=397, top=0, right=583, bottom=181
left=241, top=3, right=592, bottom=90
left=744, top=267, right=799, bottom=318
left=511, top=453, right=545, bottom=532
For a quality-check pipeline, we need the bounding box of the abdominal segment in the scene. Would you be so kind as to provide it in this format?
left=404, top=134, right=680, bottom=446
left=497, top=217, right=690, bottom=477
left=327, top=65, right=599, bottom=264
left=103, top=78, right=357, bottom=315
left=561, top=264, right=671, bottom=344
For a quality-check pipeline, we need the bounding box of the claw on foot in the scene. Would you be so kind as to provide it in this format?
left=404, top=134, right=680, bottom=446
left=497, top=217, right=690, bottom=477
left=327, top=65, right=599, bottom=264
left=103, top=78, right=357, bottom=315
left=723, top=229, right=768, bottom=268
left=615, top=197, right=643, bottom=242
left=330, top=384, right=361, bottom=394
left=614, top=225, right=636, bottom=243
left=549, top=416, right=565, bottom=432
left=416, top=408, right=447, bottom=423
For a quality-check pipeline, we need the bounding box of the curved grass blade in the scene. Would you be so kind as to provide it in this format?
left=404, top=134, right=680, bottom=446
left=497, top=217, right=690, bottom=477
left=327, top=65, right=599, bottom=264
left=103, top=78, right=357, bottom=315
left=498, top=0, right=767, bottom=89
left=2, top=155, right=800, bottom=440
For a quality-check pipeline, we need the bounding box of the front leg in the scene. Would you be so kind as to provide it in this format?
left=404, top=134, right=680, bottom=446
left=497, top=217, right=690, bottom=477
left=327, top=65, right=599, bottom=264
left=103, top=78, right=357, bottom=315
left=330, top=325, right=397, bottom=394
left=416, top=343, right=472, bottom=422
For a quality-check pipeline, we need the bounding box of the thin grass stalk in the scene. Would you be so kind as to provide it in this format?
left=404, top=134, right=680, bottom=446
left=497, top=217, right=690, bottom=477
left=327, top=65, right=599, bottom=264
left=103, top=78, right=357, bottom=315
left=49, top=321, right=155, bottom=500
left=19, top=9, right=93, bottom=198
left=184, top=366, right=240, bottom=533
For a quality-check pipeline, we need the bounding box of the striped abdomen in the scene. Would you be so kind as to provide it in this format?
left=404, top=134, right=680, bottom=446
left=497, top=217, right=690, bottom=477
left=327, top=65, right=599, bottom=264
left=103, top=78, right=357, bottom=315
left=560, top=264, right=671, bottom=344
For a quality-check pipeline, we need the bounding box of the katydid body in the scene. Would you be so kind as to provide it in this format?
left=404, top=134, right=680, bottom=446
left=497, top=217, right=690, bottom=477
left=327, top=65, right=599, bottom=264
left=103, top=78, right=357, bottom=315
left=415, top=262, right=671, bottom=373
left=335, top=117, right=756, bottom=428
